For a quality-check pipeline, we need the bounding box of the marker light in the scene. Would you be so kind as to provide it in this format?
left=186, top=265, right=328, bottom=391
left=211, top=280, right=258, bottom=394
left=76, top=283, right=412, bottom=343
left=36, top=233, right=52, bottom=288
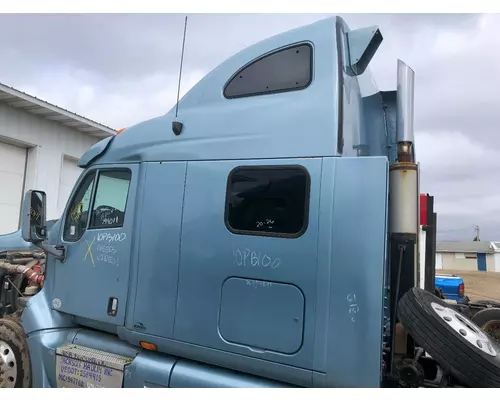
left=139, top=341, right=158, bottom=351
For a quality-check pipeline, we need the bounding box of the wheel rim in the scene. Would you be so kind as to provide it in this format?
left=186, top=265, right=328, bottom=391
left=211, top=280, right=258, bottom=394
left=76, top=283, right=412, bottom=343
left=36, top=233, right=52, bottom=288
left=431, top=302, right=498, bottom=357
left=482, top=320, right=500, bottom=343
left=0, top=340, right=17, bottom=388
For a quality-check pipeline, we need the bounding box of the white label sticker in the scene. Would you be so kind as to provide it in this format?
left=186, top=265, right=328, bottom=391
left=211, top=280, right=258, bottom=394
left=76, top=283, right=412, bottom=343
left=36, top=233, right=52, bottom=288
left=52, top=298, right=62, bottom=309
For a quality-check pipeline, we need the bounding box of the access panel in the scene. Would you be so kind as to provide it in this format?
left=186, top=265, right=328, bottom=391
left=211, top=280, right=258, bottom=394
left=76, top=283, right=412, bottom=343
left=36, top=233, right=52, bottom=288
left=219, top=277, right=304, bottom=354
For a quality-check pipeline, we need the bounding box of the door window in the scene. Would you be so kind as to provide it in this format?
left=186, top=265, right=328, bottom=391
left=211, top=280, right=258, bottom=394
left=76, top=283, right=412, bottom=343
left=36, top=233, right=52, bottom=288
left=89, top=170, right=131, bottom=229
left=63, top=172, right=96, bottom=242
left=62, top=169, right=131, bottom=242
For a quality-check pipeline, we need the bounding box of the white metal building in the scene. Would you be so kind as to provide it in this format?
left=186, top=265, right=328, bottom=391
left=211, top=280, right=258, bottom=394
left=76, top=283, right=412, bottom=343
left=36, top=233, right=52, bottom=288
left=0, top=83, right=115, bottom=235
left=435, top=241, right=499, bottom=272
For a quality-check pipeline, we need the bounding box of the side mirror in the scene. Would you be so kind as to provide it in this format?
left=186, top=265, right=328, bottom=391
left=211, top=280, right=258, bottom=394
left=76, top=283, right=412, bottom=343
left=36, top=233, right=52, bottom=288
left=21, top=190, right=48, bottom=243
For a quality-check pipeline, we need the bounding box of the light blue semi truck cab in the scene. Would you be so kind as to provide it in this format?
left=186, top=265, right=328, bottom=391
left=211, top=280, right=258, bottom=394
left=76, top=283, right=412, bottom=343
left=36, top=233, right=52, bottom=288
left=4, top=16, right=489, bottom=389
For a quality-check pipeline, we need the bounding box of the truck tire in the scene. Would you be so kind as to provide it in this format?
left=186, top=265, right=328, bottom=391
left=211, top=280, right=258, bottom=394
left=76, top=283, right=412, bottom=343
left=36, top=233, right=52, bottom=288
left=0, top=318, right=31, bottom=388
left=398, top=287, right=500, bottom=388
left=472, top=308, right=500, bottom=344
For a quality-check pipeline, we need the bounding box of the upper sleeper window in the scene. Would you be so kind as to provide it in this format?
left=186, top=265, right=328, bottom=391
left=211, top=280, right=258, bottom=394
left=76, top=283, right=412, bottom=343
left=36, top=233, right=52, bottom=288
left=226, top=166, right=310, bottom=238
left=223, top=43, right=313, bottom=99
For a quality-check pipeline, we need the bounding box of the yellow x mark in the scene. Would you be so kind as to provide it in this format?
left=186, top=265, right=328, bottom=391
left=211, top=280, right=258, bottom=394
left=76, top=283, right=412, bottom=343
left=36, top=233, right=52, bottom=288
left=84, top=237, right=95, bottom=266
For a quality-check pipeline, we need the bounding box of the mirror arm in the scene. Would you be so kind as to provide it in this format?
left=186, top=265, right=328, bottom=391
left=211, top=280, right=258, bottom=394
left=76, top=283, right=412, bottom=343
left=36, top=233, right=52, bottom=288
left=35, top=243, right=66, bottom=262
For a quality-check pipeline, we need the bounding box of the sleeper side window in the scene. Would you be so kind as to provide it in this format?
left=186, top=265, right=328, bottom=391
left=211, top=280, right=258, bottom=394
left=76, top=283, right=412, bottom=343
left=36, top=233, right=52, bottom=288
left=223, top=43, right=313, bottom=99
left=89, top=170, right=131, bottom=229
left=225, top=166, right=310, bottom=238
left=63, top=172, right=96, bottom=242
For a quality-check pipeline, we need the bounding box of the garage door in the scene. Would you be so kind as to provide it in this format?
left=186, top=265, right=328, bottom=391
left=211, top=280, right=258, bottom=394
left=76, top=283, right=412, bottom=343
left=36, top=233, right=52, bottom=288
left=57, top=156, right=82, bottom=217
left=0, top=142, right=27, bottom=235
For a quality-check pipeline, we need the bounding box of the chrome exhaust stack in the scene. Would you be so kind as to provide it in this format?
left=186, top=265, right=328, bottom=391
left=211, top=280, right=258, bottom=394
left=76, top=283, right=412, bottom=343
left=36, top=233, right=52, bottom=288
left=390, top=59, right=418, bottom=237
left=388, top=59, right=419, bottom=373
left=395, top=59, right=416, bottom=164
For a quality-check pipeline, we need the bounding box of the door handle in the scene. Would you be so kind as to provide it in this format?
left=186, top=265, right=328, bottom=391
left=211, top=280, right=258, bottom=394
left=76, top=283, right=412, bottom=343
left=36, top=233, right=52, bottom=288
left=107, top=297, right=118, bottom=316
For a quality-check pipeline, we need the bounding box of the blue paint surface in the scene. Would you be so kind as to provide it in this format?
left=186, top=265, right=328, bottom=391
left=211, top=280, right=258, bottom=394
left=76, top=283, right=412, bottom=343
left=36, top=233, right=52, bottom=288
left=51, top=163, right=140, bottom=326
left=435, top=274, right=465, bottom=302
left=12, top=15, right=403, bottom=388
left=478, top=253, right=487, bottom=271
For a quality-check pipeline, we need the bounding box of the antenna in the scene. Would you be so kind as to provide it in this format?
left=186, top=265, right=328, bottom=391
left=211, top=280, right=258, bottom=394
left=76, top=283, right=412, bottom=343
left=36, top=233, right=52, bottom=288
left=172, top=16, right=188, bottom=136
left=175, top=16, right=188, bottom=120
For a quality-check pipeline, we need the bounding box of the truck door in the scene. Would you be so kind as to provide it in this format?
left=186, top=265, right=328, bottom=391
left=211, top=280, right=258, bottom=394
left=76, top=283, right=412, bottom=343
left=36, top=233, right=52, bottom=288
left=51, top=164, right=138, bottom=326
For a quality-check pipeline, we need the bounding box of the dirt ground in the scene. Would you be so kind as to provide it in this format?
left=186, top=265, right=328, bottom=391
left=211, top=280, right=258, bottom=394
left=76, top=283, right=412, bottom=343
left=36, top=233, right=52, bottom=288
left=444, top=270, right=500, bottom=302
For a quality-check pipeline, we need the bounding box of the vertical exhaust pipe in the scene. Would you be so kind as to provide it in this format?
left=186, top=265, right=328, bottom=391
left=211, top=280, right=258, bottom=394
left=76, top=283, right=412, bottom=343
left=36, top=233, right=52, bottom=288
left=395, top=59, right=416, bottom=163
left=388, top=59, right=419, bottom=372
left=390, top=59, right=418, bottom=236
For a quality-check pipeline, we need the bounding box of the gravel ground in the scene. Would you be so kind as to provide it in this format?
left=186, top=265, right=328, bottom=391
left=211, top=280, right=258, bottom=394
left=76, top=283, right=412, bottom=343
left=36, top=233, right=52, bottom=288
left=442, top=269, right=500, bottom=302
